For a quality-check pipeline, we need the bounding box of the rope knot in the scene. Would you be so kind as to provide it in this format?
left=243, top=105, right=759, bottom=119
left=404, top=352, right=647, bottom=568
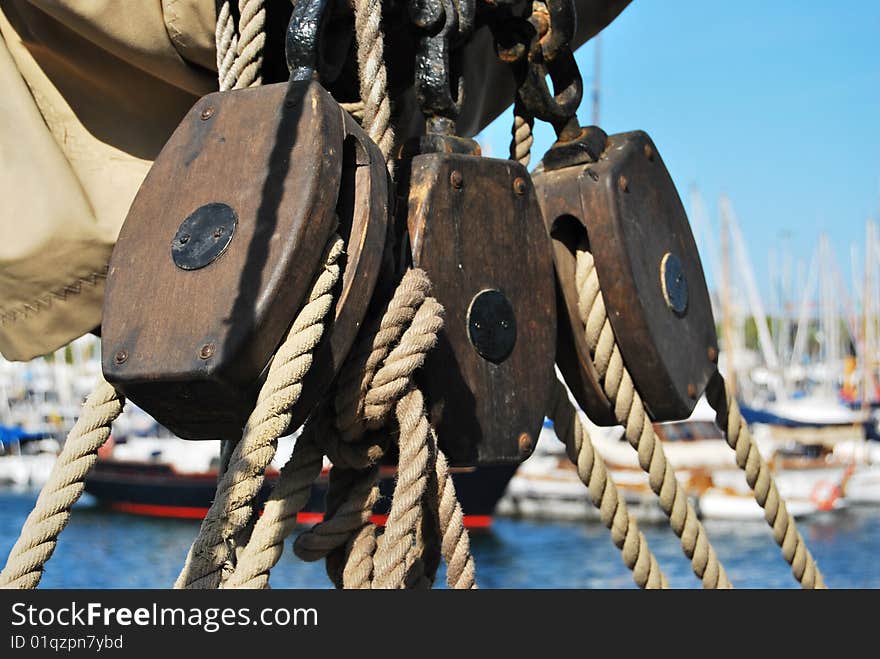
left=334, top=268, right=443, bottom=442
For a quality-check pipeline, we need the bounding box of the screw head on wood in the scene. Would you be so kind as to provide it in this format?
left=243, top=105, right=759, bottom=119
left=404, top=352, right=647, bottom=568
left=200, top=106, right=214, bottom=121
left=199, top=343, right=215, bottom=360
left=450, top=170, right=463, bottom=189
left=518, top=432, right=534, bottom=456
left=113, top=350, right=128, bottom=365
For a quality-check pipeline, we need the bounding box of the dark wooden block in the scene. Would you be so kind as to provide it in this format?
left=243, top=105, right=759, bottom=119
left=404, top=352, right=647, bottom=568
left=101, top=80, right=387, bottom=440
left=534, top=131, right=718, bottom=423
left=406, top=154, right=556, bottom=466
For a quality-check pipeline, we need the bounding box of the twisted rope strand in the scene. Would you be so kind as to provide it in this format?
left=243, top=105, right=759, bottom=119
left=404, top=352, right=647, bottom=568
left=310, top=269, right=475, bottom=589
left=510, top=111, right=534, bottom=166
left=433, top=442, right=477, bottom=589
left=334, top=271, right=432, bottom=439
left=547, top=379, right=667, bottom=589
left=292, top=463, right=380, bottom=564
left=215, top=1, right=239, bottom=91
left=353, top=0, right=394, bottom=162
left=0, top=378, right=124, bottom=589
left=706, top=374, right=826, bottom=588
left=371, top=387, right=431, bottom=588
left=575, top=247, right=732, bottom=589
left=221, top=427, right=326, bottom=589
left=175, top=234, right=344, bottom=589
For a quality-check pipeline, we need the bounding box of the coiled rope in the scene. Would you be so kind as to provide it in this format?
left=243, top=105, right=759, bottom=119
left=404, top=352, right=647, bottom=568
left=221, top=269, right=475, bottom=589
left=299, top=270, right=474, bottom=589
left=575, top=246, right=732, bottom=588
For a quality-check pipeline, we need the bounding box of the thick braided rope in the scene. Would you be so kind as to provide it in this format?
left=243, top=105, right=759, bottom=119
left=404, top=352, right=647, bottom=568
left=214, top=0, right=265, bottom=91
left=362, top=295, right=443, bottom=425
left=292, top=463, right=379, bottom=565
left=321, top=468, right=382, bottom=588
left=547, top=378, right=667, bottom=589
left=316, top=273, right=437, bottom=585
left=706, top=374, right=826, bottom=588
left=371, top=387, right=433, bottom=588
left=310, top=430, right=476, bottom=589
left=340, top=101, right=366, bottom=122
left=510, top=112, right=534, bottom=167
left=575, top=247, right=732, bottom=589
left=215, top=1, right=239, bottom=91
left=221, top=425, right=327, bottom=589
left=296, top=270, right=475, bottom=588
left=335, top=270, right=433, bottom=439
left=231, top=0, right=266, bottom=89
left=353, top=0, right=394, bottom=161
left=175, top=234, right=344, bottom=589
left=296, top=288, right=448, bottom=587
left=0, top=378, right=124, bottom=589
left=225, top=269, right=472, bottom=588
left=433, top=439, right=476, bottom=589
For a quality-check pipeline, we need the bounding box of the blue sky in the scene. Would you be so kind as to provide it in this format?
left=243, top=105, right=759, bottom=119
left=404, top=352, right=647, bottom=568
left=476, top=1, right=880, bottom=314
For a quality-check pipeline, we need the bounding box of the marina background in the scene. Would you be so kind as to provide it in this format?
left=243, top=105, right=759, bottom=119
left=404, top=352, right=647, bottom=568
left=1, top=490, right=877, bottom=589
left=2, top=2, right=880, bottom=589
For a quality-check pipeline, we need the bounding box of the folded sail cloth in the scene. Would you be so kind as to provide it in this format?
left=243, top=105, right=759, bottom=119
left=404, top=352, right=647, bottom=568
left=0, top=0, right=630, bottom=361
left=0, top=0, right=216, bottom=360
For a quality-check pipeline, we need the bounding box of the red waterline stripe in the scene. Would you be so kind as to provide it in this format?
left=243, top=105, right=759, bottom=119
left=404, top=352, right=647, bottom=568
left=109, top=503, right=492, bottom=529
left=110, top=502, right=207, bottom=519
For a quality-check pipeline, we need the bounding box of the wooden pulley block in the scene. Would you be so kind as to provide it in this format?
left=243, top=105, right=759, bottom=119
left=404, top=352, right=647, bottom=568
left=532, top=129, right=718, bottom=423
left=101, top=80, right=388, bottom=440
left=404, top=154, right=556, bottom=466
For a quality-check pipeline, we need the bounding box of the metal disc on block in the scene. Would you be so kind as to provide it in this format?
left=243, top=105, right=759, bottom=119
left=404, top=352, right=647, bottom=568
left=534, top=130, right=717, bottom=422
left=406, top=154, right=556, bottom=466
left=102, top=81, right=387, bottom=440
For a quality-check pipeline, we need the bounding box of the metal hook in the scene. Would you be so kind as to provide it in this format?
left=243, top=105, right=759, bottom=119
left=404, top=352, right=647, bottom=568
left=286, top=0, right=332, bottom=81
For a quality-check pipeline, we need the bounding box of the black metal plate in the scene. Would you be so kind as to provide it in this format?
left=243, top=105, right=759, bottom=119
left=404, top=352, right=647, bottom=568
left=467, top=289, right=517, bottom=363
left=171, top=203, right=237, bottom=271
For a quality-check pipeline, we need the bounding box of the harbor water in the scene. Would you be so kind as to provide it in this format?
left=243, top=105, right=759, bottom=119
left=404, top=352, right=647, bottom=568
left=1, top=489, right=877, bottom=588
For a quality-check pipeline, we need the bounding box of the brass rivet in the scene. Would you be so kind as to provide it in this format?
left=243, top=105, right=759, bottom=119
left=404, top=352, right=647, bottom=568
left=200, top=106, right=214, bottom=121
left=644, top=143, right=654, bottom=161
left=450, top=170, right=463, bottom=189
left=618, top=175, right=629, bottom=192
left=199, top=343, right=215, bottom=360
left=513, top=177, right=528, bottom=195
left=708, top=347, right=718, bottom=363
left=518, top=432, right=534, bottom=456
left=687, top=383, right=697, bottom=399
left=113, top=350, right=128, bottom=365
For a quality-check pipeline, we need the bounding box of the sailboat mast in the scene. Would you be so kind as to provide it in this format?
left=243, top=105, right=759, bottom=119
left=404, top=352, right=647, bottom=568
left=864, top=221, right=878, bottom=411
left=720, top=198, right=737, bottom=397
left=592, top=34, right=601, bottom=126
